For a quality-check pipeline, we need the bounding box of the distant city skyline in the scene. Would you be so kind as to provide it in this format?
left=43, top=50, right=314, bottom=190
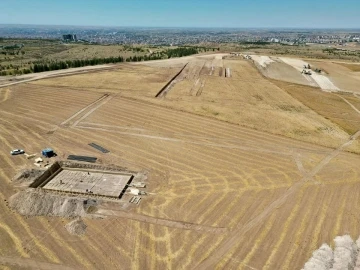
left=1, top=0, right=359, bottom=29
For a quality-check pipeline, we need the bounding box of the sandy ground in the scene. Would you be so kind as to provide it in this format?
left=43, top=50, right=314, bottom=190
left=252, top=56, right=317, bottom=86
left=280, top=57, right=340, bottom=91
left=251, top=55, right=275, bottom=68
left=0, top=56, right=360, bottom=269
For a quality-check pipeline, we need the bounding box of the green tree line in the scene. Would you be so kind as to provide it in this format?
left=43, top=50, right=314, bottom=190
left=0, top=47, right=199, bottom=76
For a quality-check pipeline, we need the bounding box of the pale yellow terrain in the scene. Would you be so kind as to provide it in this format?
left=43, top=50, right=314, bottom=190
left=0, top=54, right=360, bottom=269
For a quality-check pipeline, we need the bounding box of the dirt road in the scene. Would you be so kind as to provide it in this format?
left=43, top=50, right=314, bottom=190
left=0, top=64, right=114, bottom=88
left=97, top=208, right=228, bottom=233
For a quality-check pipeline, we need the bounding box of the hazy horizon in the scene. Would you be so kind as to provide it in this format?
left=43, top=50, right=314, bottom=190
left=0, top=24, right=359, bottom=32
left=1, top=0, right=359, bottom=29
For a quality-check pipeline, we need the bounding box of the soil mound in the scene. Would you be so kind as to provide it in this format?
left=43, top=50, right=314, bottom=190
left=302, top=235, right=359, bottom=270
left=12, top=169, right=44, bottom=184
left=9, top=190, right=86, bottom=218
left=65, top=218, right=87, bottom=235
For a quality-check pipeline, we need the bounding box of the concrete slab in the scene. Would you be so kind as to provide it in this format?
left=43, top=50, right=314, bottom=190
left=43, top=169, right=133, bottom=198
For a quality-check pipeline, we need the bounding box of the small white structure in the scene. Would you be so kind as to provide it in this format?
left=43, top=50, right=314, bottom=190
left=225, top=68, right=231, bottom=78
left=34, top=157, right=43, bottom=163
left=129, top=188, right=140, bottom=196
left=131, top=182, right=146, bottom=188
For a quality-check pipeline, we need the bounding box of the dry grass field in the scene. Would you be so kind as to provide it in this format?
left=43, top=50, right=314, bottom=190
left=336, top=63, right=360, bottom=72
left=1, top=54, right=360, bottom=269
left=307, top=60, right=360, bottom=93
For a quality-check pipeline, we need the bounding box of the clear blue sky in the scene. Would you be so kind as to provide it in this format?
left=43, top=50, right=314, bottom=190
left=1, top=0, right=359, bottom=28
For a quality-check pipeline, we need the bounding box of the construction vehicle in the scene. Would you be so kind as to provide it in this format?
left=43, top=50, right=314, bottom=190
left=301, top=69, right=312, bottom=75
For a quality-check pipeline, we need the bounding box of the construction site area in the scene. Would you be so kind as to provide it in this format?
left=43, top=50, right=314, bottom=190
left=31, top=162, right=137, bottom=199
left=0, top=52, right=360, bottom=269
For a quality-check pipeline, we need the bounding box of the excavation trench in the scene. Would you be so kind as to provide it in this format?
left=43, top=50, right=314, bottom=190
left=155, top=63, right=188, bottom=98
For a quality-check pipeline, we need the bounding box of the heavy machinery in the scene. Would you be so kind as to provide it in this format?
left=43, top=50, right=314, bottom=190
left=302, top=69, right=312, bottom=75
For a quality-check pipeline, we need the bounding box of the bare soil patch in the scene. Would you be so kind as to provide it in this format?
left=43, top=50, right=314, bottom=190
left=65, top=218, right=87, bottom=236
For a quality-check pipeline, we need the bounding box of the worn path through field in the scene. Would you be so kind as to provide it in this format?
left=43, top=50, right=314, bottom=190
left=0, top=65, right=114, bottom=88
left=96, top=209, right=228, bottom=234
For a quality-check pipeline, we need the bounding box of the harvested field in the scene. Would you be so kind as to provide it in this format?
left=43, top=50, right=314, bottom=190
left=1, top=54, right=360, bottom=269
left=149, top=58, right=355, bottom=151
left=273, top=80, right=360, bottom=137
left=30, top=64, right=181, bottom=96
left=307, top=60, right=360, bottom=93
left=336, top=62, right=360, bottom=72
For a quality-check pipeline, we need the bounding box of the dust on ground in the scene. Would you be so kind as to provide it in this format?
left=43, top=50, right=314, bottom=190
left=65, top=217, right=87, bottom=236
left=9, top=189, right=87, bottom=218
left=12, top=169, right=45, bottom=184
left=303, top=235, right=359, bottom=270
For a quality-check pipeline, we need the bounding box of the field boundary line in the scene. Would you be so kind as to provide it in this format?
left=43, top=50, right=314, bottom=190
left=0, top=65, right=115, bottom=89
left=61, top=94, right=110, bottom=126
left=71, top=95, right=113, bottom=127
left=336, top=94, right=360, bottom=115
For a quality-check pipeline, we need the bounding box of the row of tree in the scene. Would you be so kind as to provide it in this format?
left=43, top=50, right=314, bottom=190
left=165, top=47, right=199, bottom=58
left=1, top=47, right=200, bottom=76
left=33, top=56, right=126, bottom=72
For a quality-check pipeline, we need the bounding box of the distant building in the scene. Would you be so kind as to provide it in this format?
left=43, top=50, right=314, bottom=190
left=62, top=34, right=77, bottom=42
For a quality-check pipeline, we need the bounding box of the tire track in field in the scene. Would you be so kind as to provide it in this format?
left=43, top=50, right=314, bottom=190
left=90, top=96, right=332, bottom=155
left=194, top=129, right=360, bottom=269
left=60, top=94, right=111, bottom=126
left=96, top=209, right=227, bottom=234
left=0, top=256, right=77, bottom=270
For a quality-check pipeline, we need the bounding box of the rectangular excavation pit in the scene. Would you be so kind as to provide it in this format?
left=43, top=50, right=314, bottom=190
left=30, top=162, right=134, bottom=199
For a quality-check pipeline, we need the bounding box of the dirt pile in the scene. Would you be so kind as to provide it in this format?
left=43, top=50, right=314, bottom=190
left=12, top=169, right=44, bottom=184
left=303, top=244, right=333, bottom=270
left=60, top=161, right=133, bottom=173
left=9, top=190, right=86, bottom=218
left=65, top=217, right=87, bottom=235
left=332, top=235, right=358, bottom=269
left=302, top=235, right=360, bottom=270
